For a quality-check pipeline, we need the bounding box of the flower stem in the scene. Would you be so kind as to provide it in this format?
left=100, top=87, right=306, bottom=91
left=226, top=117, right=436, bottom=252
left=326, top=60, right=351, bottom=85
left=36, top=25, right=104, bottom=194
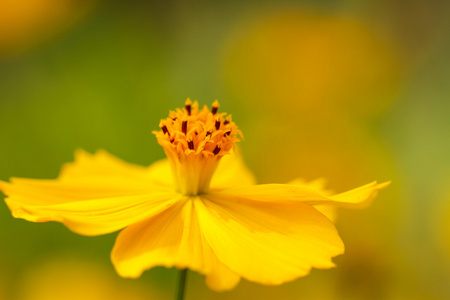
left=176, top=269, right=188, bottom=300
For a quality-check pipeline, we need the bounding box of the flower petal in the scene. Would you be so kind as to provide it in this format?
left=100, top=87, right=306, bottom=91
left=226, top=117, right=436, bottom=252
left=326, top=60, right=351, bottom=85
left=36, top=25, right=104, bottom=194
left=313, top=204, right=338, bottom=222
left=204, top=259, right=241, bottom=291
left=288, top=178, right=337, bottom=221
left=61, top=149, right=174, bottom=188
left=215, top=181, right=390, bottom=208
left=2, top=179, right=178, bottom=236
left=146, top=158, right=174, bottom=188
left=288, top=178, right=329, bottom=191
left=214, top=184, right=330, bottom=202
left=195, top=194, right=344, bottom=285
left=210, top=149, right=257, bottom=190
left=111, top=198, right=240, bottom=291
left=0, top=149, right=179, bottom=236
left=328, top=181, right=391, bottom=208
left=60, top=149, right=149, bottom=180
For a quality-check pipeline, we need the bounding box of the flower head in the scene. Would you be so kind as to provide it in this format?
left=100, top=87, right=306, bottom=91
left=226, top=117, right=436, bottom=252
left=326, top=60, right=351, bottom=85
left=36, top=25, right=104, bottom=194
left=0, top=100, right=389, bottom=291
left=153, top=99, right=241, bottom=195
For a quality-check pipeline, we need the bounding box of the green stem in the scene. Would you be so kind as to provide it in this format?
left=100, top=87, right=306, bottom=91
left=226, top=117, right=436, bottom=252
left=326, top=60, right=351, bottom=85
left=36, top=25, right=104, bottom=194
left=176, top=269, right=188, bottom=300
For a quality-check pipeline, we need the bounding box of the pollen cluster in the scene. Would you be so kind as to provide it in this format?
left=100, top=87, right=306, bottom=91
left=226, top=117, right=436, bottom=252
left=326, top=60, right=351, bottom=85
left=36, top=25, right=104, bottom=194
left=154, top=99, right=241, bottom=158
left=153, top=99, right=241, bottom=195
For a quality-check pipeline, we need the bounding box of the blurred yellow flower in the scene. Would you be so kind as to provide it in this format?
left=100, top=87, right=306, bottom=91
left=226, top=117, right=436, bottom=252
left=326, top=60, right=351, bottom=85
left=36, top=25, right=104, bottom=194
left=0, top=276, right=5, bottom=300
left=0, top=0, right=95, bottom=57
left=16, top=255, right=163, bottom=300
left=0, top=100, right=388, bottom=291
left=224, top=11, right=404, bottom=116
left=434, top=184, right=450, bottom=262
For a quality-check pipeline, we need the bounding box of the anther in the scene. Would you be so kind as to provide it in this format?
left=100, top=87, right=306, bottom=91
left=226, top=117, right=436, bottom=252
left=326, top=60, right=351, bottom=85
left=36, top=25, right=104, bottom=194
left=161, top=125, right=169, bottom=135
left=206, top=131, right=212, bottom=137
left=211, top=100, right=219, bottom=115
left=181, top=120, right=187, bottom=135
left=213, top=145, right=221, bottom=155
left=188, top=140, right=194, bottom=150
left=224, top=131, right=231, bottom=136
left=215, top=119, right=220, bottom=130
left=224, top=119, right=230, bottom=125
left=185, top=98, right=192, bottom=116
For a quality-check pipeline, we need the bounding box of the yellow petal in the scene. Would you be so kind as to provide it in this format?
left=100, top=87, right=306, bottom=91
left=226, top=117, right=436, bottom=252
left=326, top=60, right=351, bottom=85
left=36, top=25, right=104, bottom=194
left=204, top=259, right=241, bottom=291
left=3, top=180, right=178, bottom=236
left=1, top=177, right=164, bottom=205
left=111, top=197, right=240, bottom=291
left=288, top=178, right=337, bottom=221
left=328, top=181, right=391, bottom=208
left=145, top=158, right=174, bottom=188
left=313, top=204, right=338, bottom=222
left=195, top=194, right=344, bottom=285
left=60, top=149, right=149, bottom=180
left=0, top=149, right=180, bottom=236
left=215, top=184, right=330, bottom=203
left=210, top=149, right=257, bottom=190
left=288, top=178, right=329, bottom=192
left=61, top=149, right=174, bottom=188
left=216, top=181, right=389, bottom=208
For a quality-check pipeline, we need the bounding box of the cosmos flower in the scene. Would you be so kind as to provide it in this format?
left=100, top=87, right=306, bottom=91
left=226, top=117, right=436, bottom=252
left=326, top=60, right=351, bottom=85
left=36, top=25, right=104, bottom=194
left=0, top=100, right=388, bottom=291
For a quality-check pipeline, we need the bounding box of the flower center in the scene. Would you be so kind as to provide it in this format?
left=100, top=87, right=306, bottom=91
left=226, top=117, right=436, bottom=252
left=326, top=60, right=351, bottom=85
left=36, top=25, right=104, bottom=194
left=153, top=99, right=241, bottom=195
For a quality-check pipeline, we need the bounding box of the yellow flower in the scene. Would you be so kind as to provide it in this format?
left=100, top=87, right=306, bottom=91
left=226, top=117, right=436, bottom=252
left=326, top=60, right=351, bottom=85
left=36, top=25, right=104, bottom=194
left=0, top=100, right=389, bottom=291
left=0, top=0, right=96, bottom=57
left=17, top=255, right=163, bottom=300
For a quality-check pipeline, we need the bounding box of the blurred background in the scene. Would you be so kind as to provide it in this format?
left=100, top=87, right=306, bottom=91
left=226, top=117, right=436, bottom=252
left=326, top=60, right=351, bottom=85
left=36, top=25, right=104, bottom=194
left=1, top=0, right=450, bottom=299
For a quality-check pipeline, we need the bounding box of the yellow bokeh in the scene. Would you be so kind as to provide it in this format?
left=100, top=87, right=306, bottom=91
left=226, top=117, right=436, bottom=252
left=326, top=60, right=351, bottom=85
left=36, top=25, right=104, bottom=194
left=15, top=255, right=166, bottom=300
left=0, top=0, right=96, bottom=57
left=434, top=183, right=450, bottom=263
left=224, top=10, right=404, bottom=116
left=0, top=277, right=5, bottom=300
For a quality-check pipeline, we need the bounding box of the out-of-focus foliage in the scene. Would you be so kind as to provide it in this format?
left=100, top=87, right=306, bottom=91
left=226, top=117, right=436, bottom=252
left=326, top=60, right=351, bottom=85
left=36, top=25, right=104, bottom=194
left=1, top=0, right=450, bottom=299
